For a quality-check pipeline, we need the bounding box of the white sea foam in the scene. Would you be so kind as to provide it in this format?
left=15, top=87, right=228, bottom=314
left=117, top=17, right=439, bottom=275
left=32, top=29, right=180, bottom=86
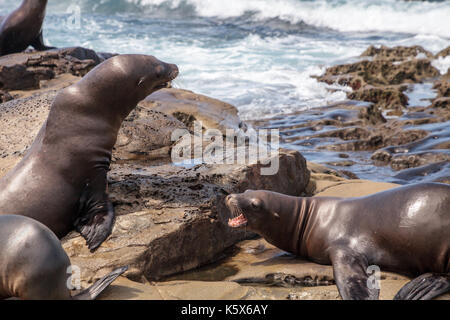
left=127, top=0, right=450, bottom=37
left=432, top=56, right=450, bottom=75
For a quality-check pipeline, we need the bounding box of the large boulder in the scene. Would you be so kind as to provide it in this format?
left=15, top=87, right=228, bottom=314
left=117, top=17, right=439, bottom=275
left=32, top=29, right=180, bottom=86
left=62, top=149, right=310, bottom=284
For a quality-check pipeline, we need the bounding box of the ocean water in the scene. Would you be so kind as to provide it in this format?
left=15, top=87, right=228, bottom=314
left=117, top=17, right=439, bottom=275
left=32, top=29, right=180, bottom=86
left=1, top=0, right=449, bottom=120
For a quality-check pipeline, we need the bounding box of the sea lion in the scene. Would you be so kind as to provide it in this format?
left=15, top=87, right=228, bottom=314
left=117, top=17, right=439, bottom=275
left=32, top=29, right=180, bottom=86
left=0, top=215, right=127, bottom=300
left=225, top=183, right=450, bottom=300
left=0, top=0, right=54, bottom=56
left=0, top=54, right=179, bottom=251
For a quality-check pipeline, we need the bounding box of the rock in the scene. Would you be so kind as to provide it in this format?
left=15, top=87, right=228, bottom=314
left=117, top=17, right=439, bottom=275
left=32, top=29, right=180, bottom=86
left=393, top=161, right=450, bottom=184
left=0, top=47, right=114, bottom=92
left=140, top=88, right=245, bottom=133
left=433, top=80, right=450, bottom=98
left=430, top=97, right=450, bottom=109
left=317, top=45, right=441, bottom=112
left=358, top=104, right=386, bottom=124
left=0, top=90, right=12, bottom=102
left=348, top=85, right=408, bottom=110
left=0, top=91, right=57, bottom=177
left=62, top=149, right=310, bottom=284
left=435, top=46, right=450, bottom=58
left=9, top=73, right=81, bottom=100
left=114, top=107, right=188, bottom=163
left=361, top=45, right=434, bottom=61
left=318, top=59, right=439, bottom=87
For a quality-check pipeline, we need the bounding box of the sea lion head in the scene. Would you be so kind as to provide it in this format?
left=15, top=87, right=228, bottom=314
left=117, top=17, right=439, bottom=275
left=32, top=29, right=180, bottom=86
left=225, top=190, right=280, bottom=232
left=95, top=54, right=179, bottom=100
left=70, top=54, right=179, bottom=121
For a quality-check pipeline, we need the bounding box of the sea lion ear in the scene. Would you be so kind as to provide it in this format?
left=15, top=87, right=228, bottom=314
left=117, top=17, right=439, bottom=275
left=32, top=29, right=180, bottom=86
left=272, top=212, right=280, bottom=219
left=138, top=77, right=146, bottom=87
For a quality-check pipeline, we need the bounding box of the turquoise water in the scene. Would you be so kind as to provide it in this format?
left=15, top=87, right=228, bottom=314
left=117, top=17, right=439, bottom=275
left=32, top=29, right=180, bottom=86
left=1, top=0, right=449, bottom=119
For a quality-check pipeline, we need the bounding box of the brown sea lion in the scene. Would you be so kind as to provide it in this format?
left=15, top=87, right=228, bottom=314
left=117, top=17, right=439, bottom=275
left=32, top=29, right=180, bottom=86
left=225, top=183, right=450, bottom=300
left=0, top=54, right=179, bottom=251
left=0, top=0, right=55, bottom=56
left=0, top=215, right=127, bottom=300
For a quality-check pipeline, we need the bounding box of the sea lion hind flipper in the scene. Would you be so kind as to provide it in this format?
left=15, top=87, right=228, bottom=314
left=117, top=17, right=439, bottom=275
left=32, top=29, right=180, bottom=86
left=75, top=177, right=116, bottom=252
left=394, top=273, right=450, bottom=300
left=329, top=246, right=379, bottom=300
left=73, top=266, right=128, bottom=300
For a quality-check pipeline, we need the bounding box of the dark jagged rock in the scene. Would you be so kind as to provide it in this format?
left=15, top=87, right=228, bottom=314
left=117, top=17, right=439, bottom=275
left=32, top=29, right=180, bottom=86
left=361, top=45, right=434, bottom=61
left=0, top=47, right=115, bottom=91
left=435, top=46, right=450, bottom=58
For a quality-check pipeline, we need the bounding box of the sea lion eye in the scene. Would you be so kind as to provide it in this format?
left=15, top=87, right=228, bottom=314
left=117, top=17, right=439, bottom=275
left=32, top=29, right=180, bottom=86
left=251, top=199, right=261, bottom=209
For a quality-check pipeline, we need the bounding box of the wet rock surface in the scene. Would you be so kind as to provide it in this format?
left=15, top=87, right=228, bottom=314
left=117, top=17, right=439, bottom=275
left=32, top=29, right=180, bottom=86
left=252, top=45, right=449, bottom=185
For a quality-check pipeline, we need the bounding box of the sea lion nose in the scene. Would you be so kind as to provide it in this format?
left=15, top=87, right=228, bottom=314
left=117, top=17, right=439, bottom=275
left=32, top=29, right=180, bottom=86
left=168, top=64, right=179, bottom=79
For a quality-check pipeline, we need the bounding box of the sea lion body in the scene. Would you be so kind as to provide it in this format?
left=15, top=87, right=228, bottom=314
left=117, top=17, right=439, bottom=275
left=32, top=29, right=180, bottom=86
left=0, top=54, right=179, bottom=251
left=226, top=183, right=450, bottom=300
left=0, top=215, right=126, bottom=300
left=0, top=0, right=54, bottom=56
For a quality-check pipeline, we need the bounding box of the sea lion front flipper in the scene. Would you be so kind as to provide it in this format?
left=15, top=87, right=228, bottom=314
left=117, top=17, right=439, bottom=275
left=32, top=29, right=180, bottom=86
left=75, top=170, right=116, bottom=252
left=30, top=31, right=55, bottom=51
left=394, top=273, right=450, bottom=300
left=329, top=246, right=379, bottom=300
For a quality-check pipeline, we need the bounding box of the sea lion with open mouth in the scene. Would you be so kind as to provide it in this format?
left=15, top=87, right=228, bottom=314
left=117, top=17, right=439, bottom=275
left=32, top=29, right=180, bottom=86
left=0, top=54, right=179, bottom=251
left=0, top=0, right=55, bottom=56
left=225, top=183, right=450, bottom=300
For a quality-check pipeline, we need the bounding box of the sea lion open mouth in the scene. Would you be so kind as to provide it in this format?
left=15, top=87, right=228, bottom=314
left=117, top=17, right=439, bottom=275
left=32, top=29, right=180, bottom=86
left=226, top=198, right=248, bottom=228
left=154, top=67, right=179, bottom=90
left=228, top=213, right=248, bottom=228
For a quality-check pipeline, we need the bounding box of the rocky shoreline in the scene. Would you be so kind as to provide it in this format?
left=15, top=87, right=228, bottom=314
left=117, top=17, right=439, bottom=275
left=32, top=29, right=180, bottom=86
left=253, top=45, right=449, bottom=184
left=0, top=45, right=449, bottom=300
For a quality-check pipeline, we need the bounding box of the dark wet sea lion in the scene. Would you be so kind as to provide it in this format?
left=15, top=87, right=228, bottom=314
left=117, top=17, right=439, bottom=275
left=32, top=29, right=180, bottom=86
left=0, top=215, right=127, bottom=300
left=0, top=0, right=55, bottom=56
left=225, top=183, right=450, bottom=300
left=0, top=54, right=179, bottom=251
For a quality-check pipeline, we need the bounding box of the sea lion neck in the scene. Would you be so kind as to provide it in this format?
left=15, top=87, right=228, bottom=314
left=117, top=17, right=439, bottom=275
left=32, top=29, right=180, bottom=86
left=257, top=194, right=313, bottom=256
